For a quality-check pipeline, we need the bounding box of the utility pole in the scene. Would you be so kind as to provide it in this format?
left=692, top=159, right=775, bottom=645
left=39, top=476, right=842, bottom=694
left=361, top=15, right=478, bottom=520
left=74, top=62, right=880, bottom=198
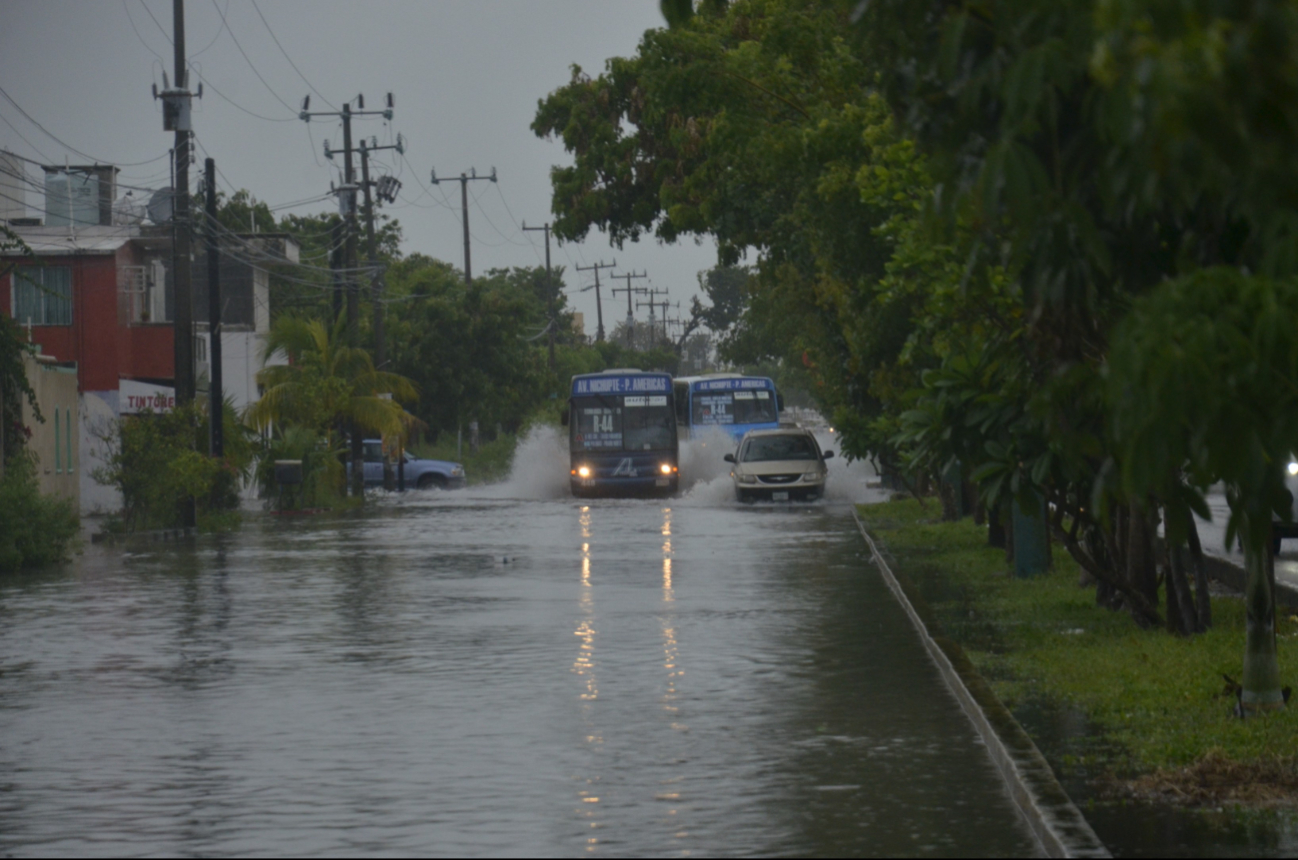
left=204, top=158, right=223, bottom=459
left=522, top=220, right=557, bottom=368
left=637, top=286, right=669, bottom=346
left=611, top=271, right=648, bottom=348
left=359, top=136, right=403, bottom=490
left=152, top=0, right=204, bottom=528
left=357, top=136, right=403, bottom=366
left=301, top=92, right=394, bottom=498
left=154, top=0, right=199, bottom=410
left=431, top=167, right=496, bottom=286
left=577, top=260, right=616, bottom=343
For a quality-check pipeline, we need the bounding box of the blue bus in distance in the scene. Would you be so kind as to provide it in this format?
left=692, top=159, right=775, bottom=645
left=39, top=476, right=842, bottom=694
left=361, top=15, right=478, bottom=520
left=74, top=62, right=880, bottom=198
left=673, top=374, right=782, bottom=442
left=566, top=370, right=680, bottom=497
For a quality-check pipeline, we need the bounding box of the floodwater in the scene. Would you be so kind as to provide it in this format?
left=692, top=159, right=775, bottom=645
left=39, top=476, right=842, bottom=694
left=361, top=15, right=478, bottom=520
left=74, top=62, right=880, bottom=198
left=0, top=429, right=1038, bottom=856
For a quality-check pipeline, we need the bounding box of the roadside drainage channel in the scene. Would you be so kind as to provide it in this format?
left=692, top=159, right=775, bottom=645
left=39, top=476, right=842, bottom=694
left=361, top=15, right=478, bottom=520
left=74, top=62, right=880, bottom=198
left=91, top=528, right=196, bottom=545
left=852, top=508, right=1110, bottom=859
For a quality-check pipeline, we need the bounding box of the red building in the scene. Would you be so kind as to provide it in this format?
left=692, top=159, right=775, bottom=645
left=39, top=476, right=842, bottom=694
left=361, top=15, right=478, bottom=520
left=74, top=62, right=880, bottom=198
left=1, top=225, right=176, bottom=391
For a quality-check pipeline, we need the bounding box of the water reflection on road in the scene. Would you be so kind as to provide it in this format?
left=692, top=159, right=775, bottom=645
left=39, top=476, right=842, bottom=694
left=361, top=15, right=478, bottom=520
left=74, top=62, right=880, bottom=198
left=0, top=436, right=1036, bottom=856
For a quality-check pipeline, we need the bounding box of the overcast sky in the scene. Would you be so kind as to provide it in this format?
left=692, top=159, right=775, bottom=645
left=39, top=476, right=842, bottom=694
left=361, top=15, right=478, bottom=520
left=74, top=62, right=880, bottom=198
left=0, top=0, right=719, bottom=336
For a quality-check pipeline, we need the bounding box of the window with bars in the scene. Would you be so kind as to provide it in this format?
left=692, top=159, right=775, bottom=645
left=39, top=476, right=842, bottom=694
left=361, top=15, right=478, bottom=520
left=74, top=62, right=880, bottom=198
left=13, top=266, right=72, bottom=326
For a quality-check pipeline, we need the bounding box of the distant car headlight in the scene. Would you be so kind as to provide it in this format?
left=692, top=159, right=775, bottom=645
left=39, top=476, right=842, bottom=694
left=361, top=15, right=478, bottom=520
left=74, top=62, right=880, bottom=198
left=577, top=465, right=592, bottom=479
left=451, top=466, right=464, bottom=476
left=1288, top=461, right=1298, bottom=477
left=737, top=474, right=758, bottom=484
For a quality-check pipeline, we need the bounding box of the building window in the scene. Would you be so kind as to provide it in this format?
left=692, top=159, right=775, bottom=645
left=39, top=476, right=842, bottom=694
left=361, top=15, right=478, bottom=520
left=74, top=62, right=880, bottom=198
left=13, top=266, right=72, bottom=326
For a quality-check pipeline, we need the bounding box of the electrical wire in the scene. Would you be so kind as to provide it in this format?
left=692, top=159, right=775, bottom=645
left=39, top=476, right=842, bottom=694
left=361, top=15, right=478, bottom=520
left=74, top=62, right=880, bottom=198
left=191, top=0, right=229, bottom=58
left=207, top=0, right=299, bottom=116
left=250, top=0, right=337, bottom=111
left=0, top=85, right=170, bottom=167
left=122, top=0, right=169, bottom=66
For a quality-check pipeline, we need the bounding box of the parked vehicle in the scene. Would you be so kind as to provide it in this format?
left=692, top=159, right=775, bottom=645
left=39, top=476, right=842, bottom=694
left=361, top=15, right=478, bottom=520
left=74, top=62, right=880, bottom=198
left=724, top=427, right=832, bottom=502
left=355, top=439, right=466, bottom=490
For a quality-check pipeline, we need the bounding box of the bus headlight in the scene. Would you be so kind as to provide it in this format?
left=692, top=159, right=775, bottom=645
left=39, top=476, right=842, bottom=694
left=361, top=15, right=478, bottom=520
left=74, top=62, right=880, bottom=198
left=577, top=465, right=592, bottom=479
left=1289, top=461, right=1298, bottom=477
left=660, top=463, right=675, bottom=475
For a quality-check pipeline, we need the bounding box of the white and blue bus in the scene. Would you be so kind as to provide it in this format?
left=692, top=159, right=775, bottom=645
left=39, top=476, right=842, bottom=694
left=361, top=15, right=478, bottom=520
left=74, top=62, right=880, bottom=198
left=673, top=374, right=783, bottom=442
left=566, top=369, right=680, bottom=497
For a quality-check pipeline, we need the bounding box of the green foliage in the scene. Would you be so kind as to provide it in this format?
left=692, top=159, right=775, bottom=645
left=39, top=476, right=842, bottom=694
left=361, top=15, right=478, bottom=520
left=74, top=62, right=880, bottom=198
left=862, top=499, right=1298, bottom=772
left=253, top=424, right=346, bottom=510
left=94, top=402, right=253, bottom=532
left=0, top=452, right=79, bottom=573
left=247, top=315, right=418, bottom=441
left=1109, top=268, right=1298, bottom=549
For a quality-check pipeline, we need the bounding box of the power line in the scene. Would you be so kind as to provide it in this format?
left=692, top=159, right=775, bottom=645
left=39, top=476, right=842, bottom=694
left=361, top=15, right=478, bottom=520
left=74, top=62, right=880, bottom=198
left=207, top=0, right=299, bottom=116
left=250, top=0, right=337, bottom=111
left=0, top=85, right=170, bottom=167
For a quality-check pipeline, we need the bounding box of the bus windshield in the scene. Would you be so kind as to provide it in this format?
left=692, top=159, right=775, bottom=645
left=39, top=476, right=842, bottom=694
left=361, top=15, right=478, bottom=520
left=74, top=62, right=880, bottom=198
left=692, top=389, right=777, bottom=426
left=572, top=394, right=675, bottom=452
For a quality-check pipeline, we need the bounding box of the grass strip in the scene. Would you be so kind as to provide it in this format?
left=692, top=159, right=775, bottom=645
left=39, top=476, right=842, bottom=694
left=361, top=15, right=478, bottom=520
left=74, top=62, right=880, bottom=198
left=858, top=499, right=1298, bottom=793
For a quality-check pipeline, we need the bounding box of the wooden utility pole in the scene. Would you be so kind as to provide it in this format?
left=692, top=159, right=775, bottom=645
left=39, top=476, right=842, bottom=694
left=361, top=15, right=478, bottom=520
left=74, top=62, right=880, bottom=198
left=637, top=287, right=669, bottom=346
left=300, top=93, right=394, bottom=498
left=169, top=0, right=194, bottom=409
left=611, top=271, right=648, bottom=348
left=431, top=167, right=496, bottom=286
left=577, top=260, right=616, bottom=343
left=204, top=157, right=223, bottom=458
left=522, top=220, right=557, bottom=368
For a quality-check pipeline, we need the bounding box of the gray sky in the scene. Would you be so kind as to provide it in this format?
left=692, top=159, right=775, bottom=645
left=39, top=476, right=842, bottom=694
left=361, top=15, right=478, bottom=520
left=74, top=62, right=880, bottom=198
left=0, top=0, right=718, bottom=336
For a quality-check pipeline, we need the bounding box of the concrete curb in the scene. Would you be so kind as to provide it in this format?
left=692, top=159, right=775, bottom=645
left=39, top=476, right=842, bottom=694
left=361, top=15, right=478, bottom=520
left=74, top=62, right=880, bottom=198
left=852, top=508, right=1110, bottom=859
left=1194, top=551, right=1298, bottom=610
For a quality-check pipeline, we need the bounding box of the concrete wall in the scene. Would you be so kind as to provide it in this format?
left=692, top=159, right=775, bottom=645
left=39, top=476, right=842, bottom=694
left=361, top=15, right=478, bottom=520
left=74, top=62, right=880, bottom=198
left=19, top=353, right=79, bottom=507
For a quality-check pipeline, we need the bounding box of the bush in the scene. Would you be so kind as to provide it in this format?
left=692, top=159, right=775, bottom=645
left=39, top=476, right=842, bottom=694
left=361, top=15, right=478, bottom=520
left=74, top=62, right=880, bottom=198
left=0, top=452, right=79, bottom=573
left=94, top=402, right=254, bottom=531
left=254, top=425, right=347, bottom=510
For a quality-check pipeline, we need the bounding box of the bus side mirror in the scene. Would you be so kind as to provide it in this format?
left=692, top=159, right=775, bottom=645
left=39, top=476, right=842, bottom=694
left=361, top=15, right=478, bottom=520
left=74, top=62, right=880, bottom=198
left=823, top=451, right=834, bottom=460
left=560, top=408, right=569, bottom=427
left=724, top=453, right=736, bottom=463
left=776, top=391, right=785, bottom=411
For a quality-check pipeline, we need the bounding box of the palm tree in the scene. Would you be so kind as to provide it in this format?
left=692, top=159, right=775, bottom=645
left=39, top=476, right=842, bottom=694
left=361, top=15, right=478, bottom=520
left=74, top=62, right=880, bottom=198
left=246, top=316, right=419, bottom=498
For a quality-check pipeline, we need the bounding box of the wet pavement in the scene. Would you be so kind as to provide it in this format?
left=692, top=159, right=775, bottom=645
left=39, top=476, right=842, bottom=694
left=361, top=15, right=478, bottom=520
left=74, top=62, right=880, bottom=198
left=1195, top=494, right=1298, bottom=595
left=0, top=429, right=1039, bottom=857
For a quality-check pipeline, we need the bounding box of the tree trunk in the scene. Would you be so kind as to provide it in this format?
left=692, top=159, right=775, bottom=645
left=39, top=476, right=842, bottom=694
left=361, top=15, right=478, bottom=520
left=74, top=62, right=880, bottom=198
left=1242, top=524, right=1285, bottom=711
left=988, top=504, right=1006, bottom=548
left=1183, top=510, right=1212, bottom=631
left=1126, top=506, right=1158, bottom=607
left=1003, top=503, right=1015, bottom=566
left=1164, top=532, right=1197, bottom=637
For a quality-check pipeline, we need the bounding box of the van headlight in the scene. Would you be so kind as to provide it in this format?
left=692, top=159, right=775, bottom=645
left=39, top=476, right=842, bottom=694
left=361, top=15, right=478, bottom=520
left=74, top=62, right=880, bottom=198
left=803, top=471, right=823, bottom=481
left=737, top=474, right=758, bottom=484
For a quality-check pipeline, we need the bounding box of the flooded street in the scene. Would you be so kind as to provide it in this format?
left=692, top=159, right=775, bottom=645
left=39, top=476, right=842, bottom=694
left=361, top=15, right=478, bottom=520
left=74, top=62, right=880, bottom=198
left=0, top=436, right=1036, bottom=856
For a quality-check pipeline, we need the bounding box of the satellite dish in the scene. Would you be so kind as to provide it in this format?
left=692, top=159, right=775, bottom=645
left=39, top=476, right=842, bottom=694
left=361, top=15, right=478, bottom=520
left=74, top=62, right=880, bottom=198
left=147, top=187, right=174, bottom=224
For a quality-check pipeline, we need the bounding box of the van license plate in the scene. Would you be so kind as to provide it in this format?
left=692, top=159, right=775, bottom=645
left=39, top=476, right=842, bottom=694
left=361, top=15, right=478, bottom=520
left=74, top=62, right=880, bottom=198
left=772, top=491, right=789, bottom=501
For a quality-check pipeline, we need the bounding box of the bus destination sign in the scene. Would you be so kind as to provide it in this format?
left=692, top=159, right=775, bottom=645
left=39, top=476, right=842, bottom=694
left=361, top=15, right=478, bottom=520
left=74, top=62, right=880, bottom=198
left=694, top=377, right=772, bottom=392
left=572, top=374, right=671, bottom=396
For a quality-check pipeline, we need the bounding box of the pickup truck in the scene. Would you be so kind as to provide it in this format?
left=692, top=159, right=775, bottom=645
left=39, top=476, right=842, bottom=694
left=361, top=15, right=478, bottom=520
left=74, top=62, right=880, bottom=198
left=357, top=439, right=466, bottom=490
